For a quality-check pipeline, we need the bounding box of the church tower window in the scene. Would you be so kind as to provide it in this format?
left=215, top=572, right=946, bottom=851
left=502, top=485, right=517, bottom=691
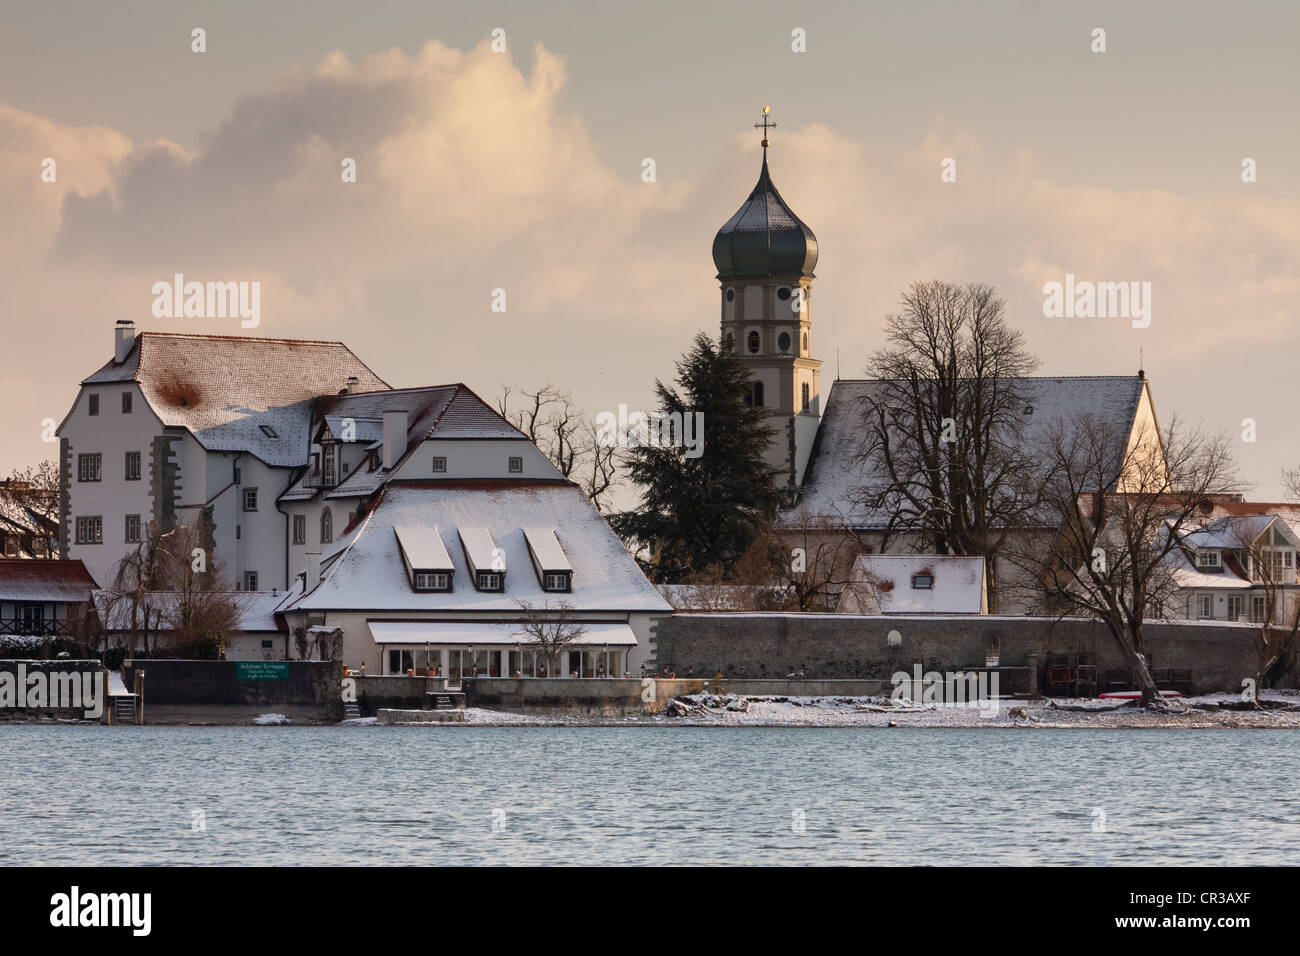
left=747, top=331, right=760, bottom=354
left=802, top=382, right=810, bottom=411
left=778, top=332, right=791, bottom=352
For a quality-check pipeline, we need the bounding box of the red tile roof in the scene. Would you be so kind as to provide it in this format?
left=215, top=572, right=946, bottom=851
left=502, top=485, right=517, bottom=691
left=0, top=559, right=99, bottom=602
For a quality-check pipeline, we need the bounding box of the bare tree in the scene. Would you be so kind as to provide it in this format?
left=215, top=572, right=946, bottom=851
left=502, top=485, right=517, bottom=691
left=106, top=520, right=244, bottom=659
left=503, top=600, right=587, bottom=677
left=1013, top=412, right=1239, bottom=707
left=497, top=385, right=619, bottom=510
left=0, top=460, right=60, bottom=557
left=1284, top=467, right=1300, bottom=501
left=1230, top=521, right=1300, bottom=702
left=852, top=281, right=1040, bottom=611
left=107, top=521, right=170, bottom=657
left=153, top=523, right=245, bottom=658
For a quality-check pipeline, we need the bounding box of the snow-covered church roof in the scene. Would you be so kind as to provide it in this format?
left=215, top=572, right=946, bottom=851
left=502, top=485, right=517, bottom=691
left=784, top=375, right=1148, bottom=530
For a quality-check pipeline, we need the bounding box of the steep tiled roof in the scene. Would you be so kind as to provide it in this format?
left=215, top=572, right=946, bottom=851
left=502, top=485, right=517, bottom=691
left=425, top=386, right=527, bottom=440
left=0, top=559, right=98, bottom=602
left=281, top=384, right=527, bottom=502
left=81, top=333, right=390, bottom=467
left=784, top=375, right=1147, bottom=529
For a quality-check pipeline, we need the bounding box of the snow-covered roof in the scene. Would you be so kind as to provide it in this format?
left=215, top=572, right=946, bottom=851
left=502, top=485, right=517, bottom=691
left=279, top=482, right=671, bottom=614
left=847, top=554, right=986, bottom=614
left=323, top=415, right=384, bottom=444
left=368, top=621, right=637, bottom=647
left=78, top=333, right=390, bottom=467
left=784, top=375, right=1147, bottom=529
left=280, top=384, right=526, bottom=503
left=394, top=524, right=454, bottom=571
left=458, top=526, right=502, bottom=576
left=523, top=527, right=572, bottom=573
left=0, top=559, right=97, bottom=603
left=93, top=588, right=284, bottom=632
left=1180, top=514, right=1295, bottom=550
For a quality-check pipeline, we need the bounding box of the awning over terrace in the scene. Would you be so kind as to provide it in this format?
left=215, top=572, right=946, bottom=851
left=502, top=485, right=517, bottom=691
left=366, top=621, right=637, bottom=647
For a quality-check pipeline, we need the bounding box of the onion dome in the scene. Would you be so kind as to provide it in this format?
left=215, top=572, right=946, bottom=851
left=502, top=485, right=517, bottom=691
left=712, top=155, right=818, bottom=280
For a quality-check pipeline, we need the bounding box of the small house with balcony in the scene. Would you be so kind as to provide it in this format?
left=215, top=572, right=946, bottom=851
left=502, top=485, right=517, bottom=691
left=1169, top=512, right=1300, bottom=623
left=0, top=559, right=98, bottom=655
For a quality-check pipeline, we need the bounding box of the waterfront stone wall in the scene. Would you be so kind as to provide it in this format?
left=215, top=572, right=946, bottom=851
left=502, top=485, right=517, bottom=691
left=0, top=659, right=104, bottom=719
left=654, top=613, right=1286, bottom=695
left=121, top=659, right=342, bottom=722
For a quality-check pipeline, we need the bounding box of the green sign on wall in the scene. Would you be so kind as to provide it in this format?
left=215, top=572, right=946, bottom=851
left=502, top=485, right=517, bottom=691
left=236, top=662, right=290, bottom=681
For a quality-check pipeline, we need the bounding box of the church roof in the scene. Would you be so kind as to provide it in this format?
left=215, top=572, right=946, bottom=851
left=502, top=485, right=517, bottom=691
left=783, top=375, right=1149, bottom=530
left=712, top=156, right=818, bottom=279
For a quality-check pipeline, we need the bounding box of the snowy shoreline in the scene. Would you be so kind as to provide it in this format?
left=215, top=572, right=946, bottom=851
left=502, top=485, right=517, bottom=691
left=7, top=690, right=1300, bottom=729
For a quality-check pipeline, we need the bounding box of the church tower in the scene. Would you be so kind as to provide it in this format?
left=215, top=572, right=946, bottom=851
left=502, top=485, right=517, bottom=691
left=711, top=108, right=823, bottom=494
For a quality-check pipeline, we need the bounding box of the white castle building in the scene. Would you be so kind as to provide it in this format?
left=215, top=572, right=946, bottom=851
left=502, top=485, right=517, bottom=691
left=58, top=324, right=669, bottom=673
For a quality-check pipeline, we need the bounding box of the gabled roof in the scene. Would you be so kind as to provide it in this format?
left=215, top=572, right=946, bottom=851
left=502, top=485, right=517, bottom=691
left=281, top=384, right=528, bottom=503
left=0, top=559, right=98, bottom=602
left=278, top=482, right=670, bottom=614
left=785, top=375, right=1147, bottom=529
left=78, top=332, right=390, bottom=467
left=846, top=554, right=986, bottom=614
left=425, top=386, right=526, bottom=440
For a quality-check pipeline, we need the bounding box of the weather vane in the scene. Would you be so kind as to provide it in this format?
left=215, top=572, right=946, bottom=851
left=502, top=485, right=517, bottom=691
left=754, top=105, right=776, bottom=152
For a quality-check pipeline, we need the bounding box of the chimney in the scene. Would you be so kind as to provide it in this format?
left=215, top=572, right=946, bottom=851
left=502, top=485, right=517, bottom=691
left=382, top=409, right=408, bottom=469
left=114, top=320, right=135, bottom=364
left=305, top=552, right=321, bottom=592
left=345, top=376, right=359, bottom=394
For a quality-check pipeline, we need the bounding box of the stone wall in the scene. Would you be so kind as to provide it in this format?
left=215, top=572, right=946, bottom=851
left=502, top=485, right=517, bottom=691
left=655, top=613, right=1283, bottom=695
left=0, top=659, right=104, bottom=719
left=121, top=659, right=342, bottom=722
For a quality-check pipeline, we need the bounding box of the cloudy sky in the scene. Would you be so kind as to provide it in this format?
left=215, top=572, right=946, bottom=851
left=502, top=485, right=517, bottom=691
left=3, top=0, right=1297, bottom=495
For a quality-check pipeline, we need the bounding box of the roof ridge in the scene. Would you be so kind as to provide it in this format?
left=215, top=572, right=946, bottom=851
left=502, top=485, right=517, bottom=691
left=138, top=331, right=351, bottom=346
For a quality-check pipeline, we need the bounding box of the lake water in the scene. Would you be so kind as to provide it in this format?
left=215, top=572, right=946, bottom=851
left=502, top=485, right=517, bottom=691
left=1, top=725, right=1296, bottom=865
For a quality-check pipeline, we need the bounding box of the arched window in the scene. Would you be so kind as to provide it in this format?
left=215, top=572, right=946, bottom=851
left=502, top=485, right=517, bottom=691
left=802, top=332, right=809, bottom=354
left=801, top=382, right=810, bottom=411
left=747, top=331, right=760, bottom=354
left=752, top=382, right=764, bottom=407
left=320, top=507, right=333, bottom=544
left=724, top=333, right=734, bottom=352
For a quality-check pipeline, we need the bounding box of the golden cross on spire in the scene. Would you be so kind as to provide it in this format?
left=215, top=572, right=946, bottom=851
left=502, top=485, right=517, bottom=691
left=754, top=105, right=776, bottom=151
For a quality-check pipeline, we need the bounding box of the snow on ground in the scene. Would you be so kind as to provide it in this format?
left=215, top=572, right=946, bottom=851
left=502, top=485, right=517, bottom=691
left=252, top=713, right=291, bottom=725
left=330, top=689, right=1300, bottom=729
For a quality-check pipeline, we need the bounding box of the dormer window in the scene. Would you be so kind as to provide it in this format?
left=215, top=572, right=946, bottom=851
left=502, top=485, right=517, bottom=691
left=1197, top=550, right=1221, bottom=569
left=477, top=572, right=503, bottom=592
left=524, top=528, right=574, bottom=594
left=414, top=572, right=451, bottom=592
left=322, top=443, right=336, bottom=485
left=911, top=574, right=934, bottom=590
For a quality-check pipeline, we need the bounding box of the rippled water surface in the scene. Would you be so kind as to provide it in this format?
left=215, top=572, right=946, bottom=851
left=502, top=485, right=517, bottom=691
left=1, top=725, right=1296, bottom=865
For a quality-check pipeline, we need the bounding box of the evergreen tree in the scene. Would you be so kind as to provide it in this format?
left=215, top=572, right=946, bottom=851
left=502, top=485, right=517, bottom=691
left=611, top=333, right=782, bottom=582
